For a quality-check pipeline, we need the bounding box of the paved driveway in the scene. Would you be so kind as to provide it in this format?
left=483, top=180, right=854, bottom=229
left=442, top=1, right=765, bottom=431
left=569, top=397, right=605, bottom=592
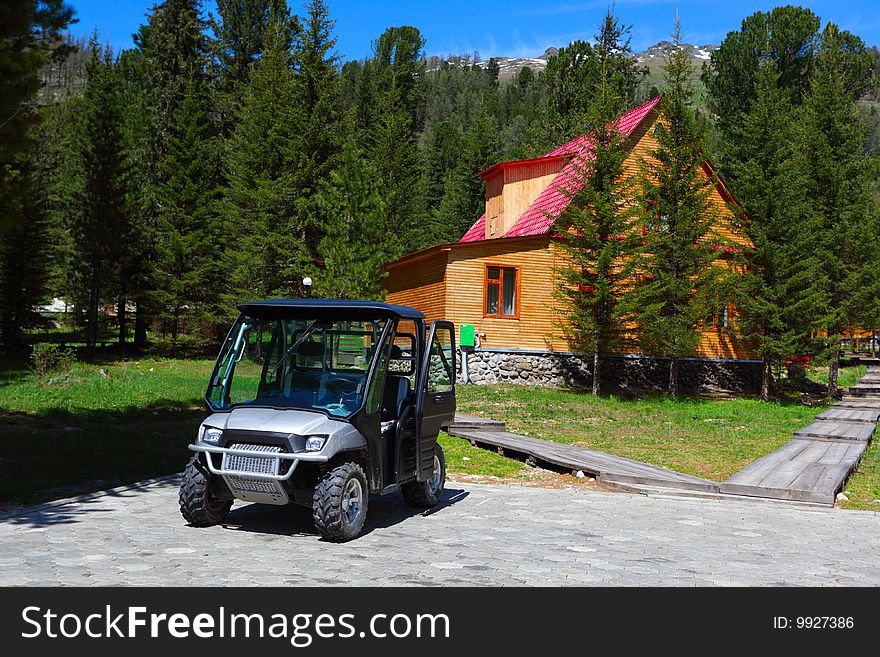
left=1, top=479, right=878, bottom=586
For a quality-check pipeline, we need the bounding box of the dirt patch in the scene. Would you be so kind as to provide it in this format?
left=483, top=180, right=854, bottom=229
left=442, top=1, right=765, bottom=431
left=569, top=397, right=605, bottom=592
left=448, top=467, right=615, bottom=492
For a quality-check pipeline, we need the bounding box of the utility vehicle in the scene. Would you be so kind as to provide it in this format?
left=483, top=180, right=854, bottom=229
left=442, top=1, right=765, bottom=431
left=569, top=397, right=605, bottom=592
left=179, top=299, right=456, bottom=541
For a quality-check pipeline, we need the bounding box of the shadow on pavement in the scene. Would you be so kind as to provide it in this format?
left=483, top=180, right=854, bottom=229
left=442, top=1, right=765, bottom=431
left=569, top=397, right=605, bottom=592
left=0, top=477, right=181, bottom=529
left=221, top=487, right=470, bottom=540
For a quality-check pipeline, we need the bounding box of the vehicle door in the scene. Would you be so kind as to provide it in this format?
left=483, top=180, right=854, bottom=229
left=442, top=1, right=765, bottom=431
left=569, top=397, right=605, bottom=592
left=416, top=320, right=456, bottom=481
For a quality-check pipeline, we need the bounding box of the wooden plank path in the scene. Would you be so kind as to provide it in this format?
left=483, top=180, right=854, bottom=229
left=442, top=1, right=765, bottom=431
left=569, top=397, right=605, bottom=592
left=721, top=440, right=867, bottom=504
left=835, top=397, right=880, bottom=409
left=815, top=407, right=880, bottom=423
left=719, top=369, right=878, bottom=505
left=447, top=413, right=506, bottom=432
left=446, top=425, right=720, bottom=493
left=793, top=420, right=875, bottom=442
left=848, top=383, right=880, bottom=396
left=449, top=365, right=880, bottom=506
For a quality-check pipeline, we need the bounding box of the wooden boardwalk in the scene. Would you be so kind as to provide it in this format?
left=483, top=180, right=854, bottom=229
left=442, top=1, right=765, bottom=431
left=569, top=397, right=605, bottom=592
left=721, top=440, right=868, bottom=503
left=446, top=426, right=720, bottom=492
left=448, top=366, right=878, bottom=507
left=719, top=368, right=878, bottom=505
left=815, top=407, right=880, bottom=423
left=835, top=397, right=880, bottom=409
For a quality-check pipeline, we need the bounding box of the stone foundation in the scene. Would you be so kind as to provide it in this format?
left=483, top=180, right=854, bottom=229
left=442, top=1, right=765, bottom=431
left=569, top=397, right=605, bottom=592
left=458, top=349, right=762, bottom=394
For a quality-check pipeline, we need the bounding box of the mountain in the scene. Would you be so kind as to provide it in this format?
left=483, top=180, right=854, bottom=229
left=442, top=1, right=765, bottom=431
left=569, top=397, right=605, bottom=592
left=428, top=42, right=717, bottom=82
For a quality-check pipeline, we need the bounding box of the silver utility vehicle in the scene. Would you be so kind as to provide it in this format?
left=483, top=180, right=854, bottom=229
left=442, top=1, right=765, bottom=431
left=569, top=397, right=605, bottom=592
left=179, top=299, right=456, bottom=541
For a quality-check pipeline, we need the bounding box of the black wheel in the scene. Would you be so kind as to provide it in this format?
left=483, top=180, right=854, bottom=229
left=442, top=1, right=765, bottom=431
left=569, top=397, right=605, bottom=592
left=312, top=462, right=369, bottom=542
left=179, top=455, right=232, bottom=527
left=401, top=443, right=446, bottom=508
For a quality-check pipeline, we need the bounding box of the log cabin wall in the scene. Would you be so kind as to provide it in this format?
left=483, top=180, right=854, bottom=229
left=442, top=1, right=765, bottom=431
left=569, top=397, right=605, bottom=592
left=444, top=236, right=566, bottom=351
left=384, top=249, right=448, bottom=323
left=484, top=159, right=563, bottom=239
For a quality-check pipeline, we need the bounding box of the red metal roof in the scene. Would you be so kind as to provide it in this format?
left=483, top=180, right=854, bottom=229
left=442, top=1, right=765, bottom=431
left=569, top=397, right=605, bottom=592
left=459, top=96, right=661, bottom=243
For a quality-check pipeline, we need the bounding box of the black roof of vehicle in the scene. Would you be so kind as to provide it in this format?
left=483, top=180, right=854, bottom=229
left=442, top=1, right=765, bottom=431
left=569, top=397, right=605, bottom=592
left=238, top=298, right=425, bottom=321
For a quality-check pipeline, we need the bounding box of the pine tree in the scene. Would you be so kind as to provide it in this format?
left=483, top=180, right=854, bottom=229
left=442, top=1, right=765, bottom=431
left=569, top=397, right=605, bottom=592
left=729, top=60, right=829, bottom=399
left=211, top=0, right=296, bottom=88
left=314, top=138, right=397, bottom=300
left=371, top=81, right=425, bottom=254
left=371, top=26, right=427, bottom=131
left=152, top=76, right=224, bottom=339
left=129, top=0, right=212, bottom=344
left=433, top=104, right=499, bottom=244
left=703, top=5, right=821, bottom=153
left=69, top=42, right=130, bottom=349
left=537, top=21, right=644, bottom=151
left=290, top=0, right=341, bottom=265
left=0, top=0, right=74, bottom=238
left=220, top=15, right=306, bottom=305
left=0, top=128, right=56, bottom=347
left=553, top=10, right=644, bottom=396
left=797, top=23, right=876, bottom=398
left=621, top=19, right=733, bottom=398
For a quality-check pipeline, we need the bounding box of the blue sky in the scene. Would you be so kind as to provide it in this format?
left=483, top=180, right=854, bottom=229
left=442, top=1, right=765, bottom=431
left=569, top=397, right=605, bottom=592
left=68, top=0, right=880, bottom=61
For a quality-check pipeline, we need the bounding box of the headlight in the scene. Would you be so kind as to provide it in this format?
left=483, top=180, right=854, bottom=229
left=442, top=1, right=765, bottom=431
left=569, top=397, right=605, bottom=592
left=201, top=427, right=223, bottom=445
left=304, top=435, right=327, bottom=452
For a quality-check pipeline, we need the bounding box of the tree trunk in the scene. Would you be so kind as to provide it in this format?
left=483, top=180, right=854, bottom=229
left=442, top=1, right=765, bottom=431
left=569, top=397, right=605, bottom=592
left=872, top=329, right=877, bottom=358
left=591, top=351, right=600, bottom=396
left=669, top=357, right=679, bottom=398
left=827, top=347, right=840, bottom=400
left=134, top=299, right=148, bottom=348
left=117, top=294, right=127, bottom=352
left=86, top=269, right=99, bottom=351
left=761, top=356, right=772, bottom=401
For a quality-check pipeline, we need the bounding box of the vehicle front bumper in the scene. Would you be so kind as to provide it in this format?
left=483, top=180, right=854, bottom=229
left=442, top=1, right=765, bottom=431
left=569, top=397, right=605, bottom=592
left=188, top=442, right=329, bottom=482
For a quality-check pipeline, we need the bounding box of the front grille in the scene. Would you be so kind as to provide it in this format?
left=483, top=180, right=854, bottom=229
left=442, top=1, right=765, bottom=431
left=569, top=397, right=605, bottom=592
left=220, top=443, right=289, bottom=505
left=222, top=443, right=282, bottom=475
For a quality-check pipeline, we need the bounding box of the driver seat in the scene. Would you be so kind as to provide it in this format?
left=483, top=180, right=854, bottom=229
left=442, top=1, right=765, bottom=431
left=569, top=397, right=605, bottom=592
left=382, top=375, right=410, bottom=421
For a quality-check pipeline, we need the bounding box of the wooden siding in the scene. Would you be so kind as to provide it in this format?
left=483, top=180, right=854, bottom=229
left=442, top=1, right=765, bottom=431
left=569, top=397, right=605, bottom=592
left=484, top=160, right=563, bottom=239
left=623, top=111, right=751, bottom=248
left=500, top=160, right=563, bottom=237
left=445, top=237, right=567, bottom=351
left=485, top=173, right=504, bottom=238
left=385, top=249, right=448, bottom=323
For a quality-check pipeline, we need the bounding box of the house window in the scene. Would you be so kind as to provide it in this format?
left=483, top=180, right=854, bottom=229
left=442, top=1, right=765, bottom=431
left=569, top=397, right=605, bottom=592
left=644, top=212, right=669, bottom=234
left=485, top=265, right=518, bottom=318
left=707, top=293, right=731, bottom=331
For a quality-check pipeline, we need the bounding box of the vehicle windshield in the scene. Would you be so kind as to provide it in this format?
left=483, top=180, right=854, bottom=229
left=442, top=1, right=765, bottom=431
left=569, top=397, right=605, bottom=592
left=206, top=315, right=389, bottom=418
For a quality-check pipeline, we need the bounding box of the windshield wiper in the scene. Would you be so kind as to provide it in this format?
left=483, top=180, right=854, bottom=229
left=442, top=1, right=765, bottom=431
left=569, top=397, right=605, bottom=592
left=273, top=320, right=321, bottom=374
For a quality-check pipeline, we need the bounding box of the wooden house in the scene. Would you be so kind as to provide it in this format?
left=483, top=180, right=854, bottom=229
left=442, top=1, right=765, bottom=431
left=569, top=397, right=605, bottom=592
left=385, top=97, right=759, bottom=387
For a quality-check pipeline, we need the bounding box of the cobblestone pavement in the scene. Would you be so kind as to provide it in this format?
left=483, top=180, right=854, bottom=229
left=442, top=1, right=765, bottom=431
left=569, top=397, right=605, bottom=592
left=1, top=478, right=878, bottom=586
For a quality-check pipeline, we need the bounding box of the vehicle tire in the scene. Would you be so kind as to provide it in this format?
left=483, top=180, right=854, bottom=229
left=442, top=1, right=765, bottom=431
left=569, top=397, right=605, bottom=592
left=312, top=462, right=369, bottom=542
left=401, top=443, right=446, bottom=508
left=179, top=455, right=232, bottom=527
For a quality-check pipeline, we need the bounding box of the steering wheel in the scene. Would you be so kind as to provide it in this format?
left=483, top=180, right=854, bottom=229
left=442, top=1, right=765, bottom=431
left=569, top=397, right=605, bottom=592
left=325, top=378, right=358, bottom=397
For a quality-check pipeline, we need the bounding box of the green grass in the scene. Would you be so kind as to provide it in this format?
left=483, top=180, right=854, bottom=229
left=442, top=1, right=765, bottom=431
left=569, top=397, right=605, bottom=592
left=839, top=440, right=880, bottom=512
left=806, top=365, right=866, bottom=388
left=454, top=385, right=823, bottom=481
left=0, top=357, right=214, bottom=505
left=438, top=432, right=527, bottom=479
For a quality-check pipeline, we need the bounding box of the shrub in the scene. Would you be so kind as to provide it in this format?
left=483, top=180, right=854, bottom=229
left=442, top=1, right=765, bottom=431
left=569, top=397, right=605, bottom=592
left=147, top=335, right=218, bottom=359
left=30, top=343, right=76, bottom=378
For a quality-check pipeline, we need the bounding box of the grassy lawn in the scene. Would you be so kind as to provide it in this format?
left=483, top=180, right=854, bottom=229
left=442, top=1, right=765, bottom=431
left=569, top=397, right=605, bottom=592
left=806, top=364, right=866, bottom=388
left=839, top=440, right=880, bottom=512
left=0, top=357, right=214, bottom=506
left=454, top=385, right=823, bottom=482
